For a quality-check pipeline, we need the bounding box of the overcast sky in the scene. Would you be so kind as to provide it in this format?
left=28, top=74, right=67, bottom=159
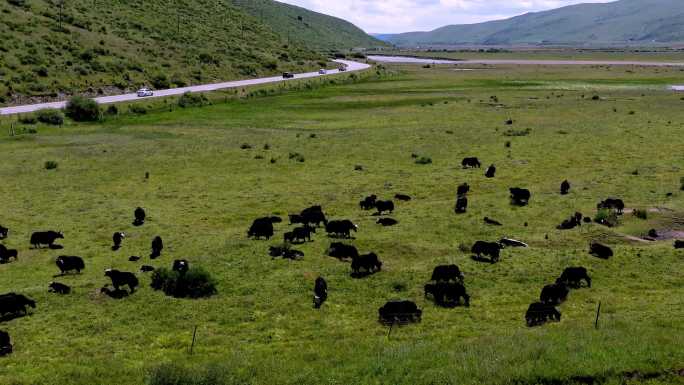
left=278, top=0, right=616, bottom=34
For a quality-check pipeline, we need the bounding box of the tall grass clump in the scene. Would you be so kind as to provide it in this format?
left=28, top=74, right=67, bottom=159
left=147, top=363, right=235, bottom=385
left=150, top=267, right=217, bottom=298
left=36, top=109, right=64, bottom=125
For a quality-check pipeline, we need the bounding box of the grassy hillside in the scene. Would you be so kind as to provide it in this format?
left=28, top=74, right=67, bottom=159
left=0, top=0, right=328, bottom=106
left=232, top=0, right=386, bottom=50
left=385, top=0, right=684, bottom=46
left=0, top=63, right=683, bottom=384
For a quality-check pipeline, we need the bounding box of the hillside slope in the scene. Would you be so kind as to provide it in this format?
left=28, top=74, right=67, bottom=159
left=233, top=0, right=386, bottom=50
left=385, top=0, right=684, bottom=46
left=0, top=0, right=327, bottom=106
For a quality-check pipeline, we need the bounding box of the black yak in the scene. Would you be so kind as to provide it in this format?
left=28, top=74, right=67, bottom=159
left=462, top=157, right=481, bottom=169
left=133, top=207, right=146, bottom=226
left=313, top=277, right=327, bottom=309
left=56, top=256, right=85, bottom=275
left=30, top=231, right=63, bottom=249
left=485, top=164, right=496, bottom=178
left=525, top=302, right=561, bottom=327
left=150, top=236, right=164, bottom=259
left=424, top=282, right=470, bottom=307
left=378, top=301, right=422, bottom=325
left=375, top=200, right=394, bottom=215
left=359, top=195, right=378, bottom=210
left=351, top=253, right=382, bottom=277
left=112, top=232, right=125, bottom=251
left=104, top=269, right=139, bottom=293
left=326, top=220, right=358, bottom=239
left=509, top=188, right=531, bottom=206
left=558, top=267, right=592, bottom=288
left=326, top=243, right=359, bottom=261
left=48, top=282, right=71, bottom=295
left=589, top=242, right=613, bottom=259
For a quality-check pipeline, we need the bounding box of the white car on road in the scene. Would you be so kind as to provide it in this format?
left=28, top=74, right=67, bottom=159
left=137, top=88, right=153, bottom=97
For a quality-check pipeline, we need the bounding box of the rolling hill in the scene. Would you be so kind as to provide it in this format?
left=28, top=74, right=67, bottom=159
left=232, top=0, right=386, bottom=50
left=383, top=0, right=684, bottom=47
left=0, top=0, right=379, bottom=106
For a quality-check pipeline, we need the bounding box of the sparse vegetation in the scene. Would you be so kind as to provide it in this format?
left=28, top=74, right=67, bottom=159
left=44, top=160, right=58, bottom=170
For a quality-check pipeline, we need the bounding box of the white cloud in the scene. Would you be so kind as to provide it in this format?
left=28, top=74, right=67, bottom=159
left=278, top=0, right=616, bottom=33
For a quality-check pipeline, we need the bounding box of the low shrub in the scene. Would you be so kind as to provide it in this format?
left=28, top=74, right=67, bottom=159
left=147, top=363, right=234, bottom=385
left=128, top=105, right=147, bottom=115
left=415, top=156, right=432, bottom=165
left=177, top=92, right=208, bottom=108
left=65, top=96, right=100, bottom=121
left=36, top=109, right=64, bottom=125
left=44, top=161, right=58, bottom=170
left=150, top=267, right=217, bottom=299
left=595, top=209, right=619, bottom=227
left=503, top=128, right=531, bottom=137
left=632, top=209, right=648, bottom=220
left=18, top=115, right=37, bottom=124
left=288, top=152, right=305, bottom=162
left=104, top=105, right=119, bottom=116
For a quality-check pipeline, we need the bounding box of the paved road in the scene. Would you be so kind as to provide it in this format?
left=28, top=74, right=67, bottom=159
left=367, top=55, right=684, bottom=67
left=0, top=60, right=370, bottom=116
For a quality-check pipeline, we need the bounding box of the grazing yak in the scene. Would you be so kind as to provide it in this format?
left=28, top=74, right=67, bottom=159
left=284, top=226, right=314, bottom=243
left=457, top=183, right=470, bottom=197
left=326, top=220, right=358, bottom=239
left=557, top=212, right=583, bottom=230
left=133, top=207, right=146, bottom=226
left=560, top=180, right=571, bottom=195
left=140, top=265, right=155, bottom=273
left=471, top=241, right=501, bottom=263
left=394, top=194, right=411, bottom=201
left=0, top=293, right=36, bottom=318
left=313, top=277, right=327, bottom=309
left=248, top=217, right=274, bottom=240
left=150, top=236, right=164, bottom=259
left=288, top=214, right=304, bottom=225
left=484, top=217, right=502, bottom=226
left=430, top=265, right=464, bottom=283
left=425, top=281, right=470, bottom=307
left=377, top=218, right=398, bottom=227
left=462, top=157, right=481, bottom=169
left=104, top=269, right=139, bottom=293
left=0, top=246, right=18, bottom=264
left=112, top=232, right=125, bottom=251
left=300, top=206, right=327, bottom=227
left=455, top=196, right=468, bottom=214
left=351, top=253, right=382, bottom=277
left=327, top=243, right=359, bottom=261
left=525, top=302, right=561, bottom=327
left=269, top=245, right=304, bottom=260
left=540, top=282, right=569, bottom=305
left=378, top=300, right=422, bottom=325
left=509, top=188, right=531, bottom=206
left=597, top=198, right=625, bottom=214
left=0, top=225, right=7, bottom=239
left=590, top=242, right=613, bottom=259
left=172, top=259, right=189, bottom=275
left=485, top=164, right=496, bottom=178
left=374, top=200, right=394, bottom=215
left=48, top=282, right=71, bottom=295
left=56, top=256, right=85, bottom=275
left=30, top=231, right=64, bottom=249
left=675, top=240, right=684, bottom=249
left=359, top=195, right=378, bottom=210
left=558, top=267, right=592, bottom=288
left=100, top=286, right=129, bottom=299
left=0, top=330, right=11, bottom=356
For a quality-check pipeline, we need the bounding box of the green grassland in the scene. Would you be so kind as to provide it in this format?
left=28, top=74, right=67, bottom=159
left=373, top=49, right=684, bottom=62
left=0, top=63, right=683, bottom=384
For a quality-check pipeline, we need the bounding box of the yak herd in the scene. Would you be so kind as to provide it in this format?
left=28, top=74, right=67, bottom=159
left=0, top=207, right=193, bottom=356
left=245, top=155, right=681, bottom=327
left=0, top=149, right=682, bottom=355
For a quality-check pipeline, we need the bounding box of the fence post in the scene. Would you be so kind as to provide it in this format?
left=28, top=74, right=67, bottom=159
left=387, top=321, right=395, bottom=340
left=595, top=302, right=602, bottom=329
left=189, top=325, right=198, bottom=355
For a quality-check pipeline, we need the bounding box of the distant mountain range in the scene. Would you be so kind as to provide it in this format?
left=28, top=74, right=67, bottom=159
left=380, top=0, right=684, bottom=46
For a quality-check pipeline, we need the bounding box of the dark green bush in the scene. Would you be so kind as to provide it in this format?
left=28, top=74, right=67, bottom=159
left=288, top=152, right=305, bottom=162
left=595, top=209, right=619, bottom=227
left=65, top=96, right=100, bottom=121
left=415, top=156, right=432, bottom=165
left=178, top=92, right=208, bottom=108
left=150, top=267, right=217, bottom=299
left=147, top=363, right=237, bottom=385
left=632, top=209, right=648, bottom=220
left=105, top=105, right=119, bottom=116
left=44, top=160, right=58, bottom=170
left=36, top=109, right=64, bottom=125
left=151, top=74, right=170, bottom=89
left=503, top=128, right=531, bottom=137
left=18, top=115, right=37, bottom=124
left=128, top=105, right=147, bottom=115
